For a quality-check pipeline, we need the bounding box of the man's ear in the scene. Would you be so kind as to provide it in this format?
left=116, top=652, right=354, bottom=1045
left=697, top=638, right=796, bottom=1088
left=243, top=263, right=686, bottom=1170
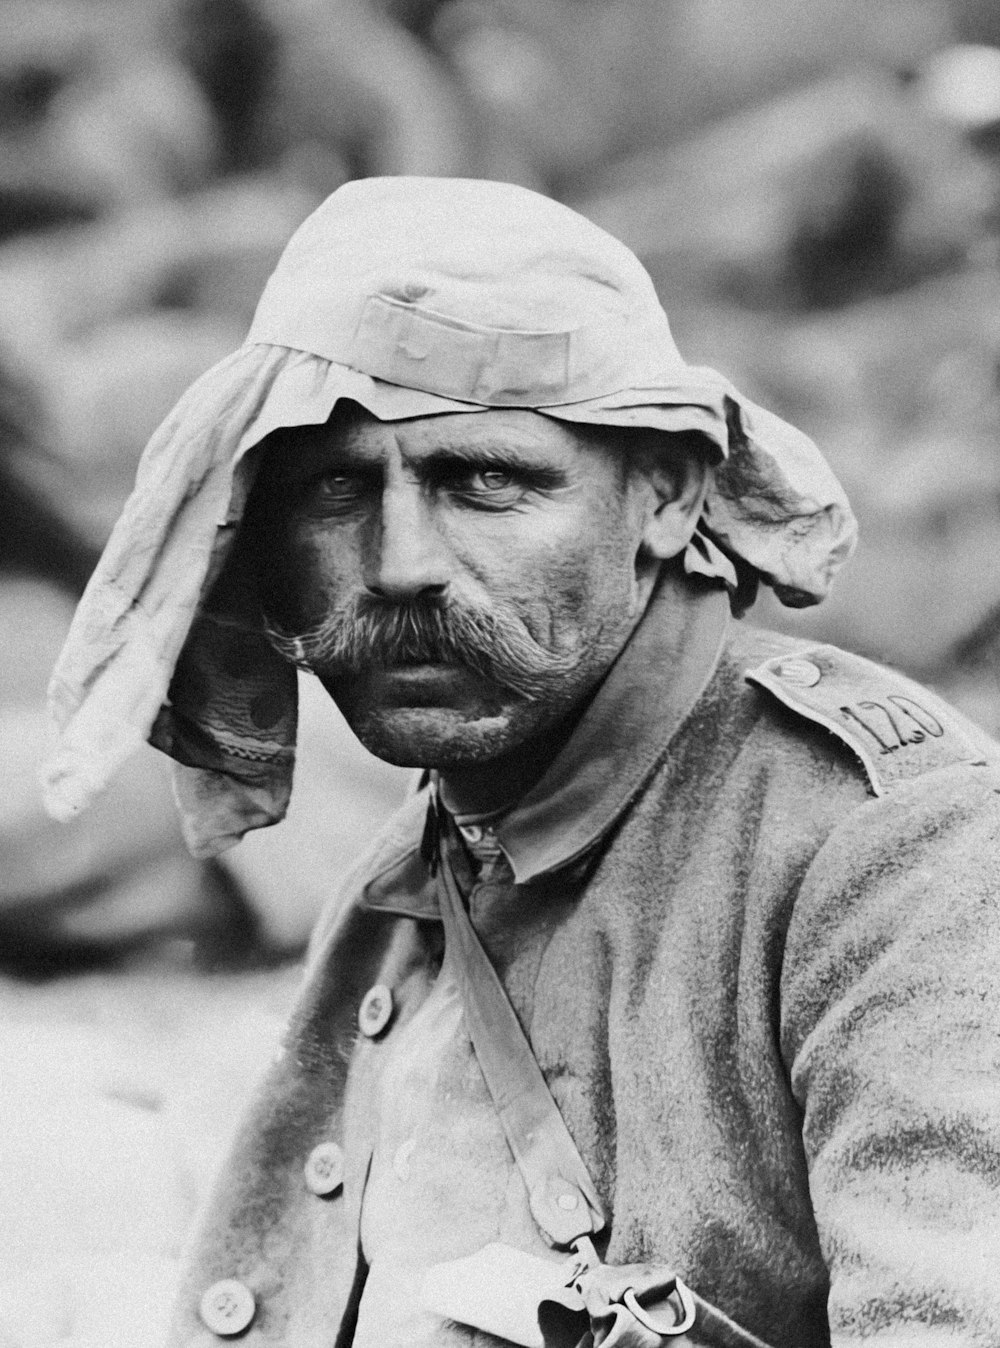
left=639, top=451, right=710, bottom=560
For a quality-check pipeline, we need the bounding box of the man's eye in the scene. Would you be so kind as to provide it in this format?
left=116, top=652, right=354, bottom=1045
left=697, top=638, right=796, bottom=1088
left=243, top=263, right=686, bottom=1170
left=473, top=469, right=515, bottom=492
left=314, top=473, right=364, bottom=503
left=445, top=464, right=552, bottom=508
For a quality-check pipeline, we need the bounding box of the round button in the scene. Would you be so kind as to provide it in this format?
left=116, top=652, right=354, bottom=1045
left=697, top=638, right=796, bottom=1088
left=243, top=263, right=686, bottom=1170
left=529, top=1178, right=591, bottom=1245
left=774, top=657, right=821, bottom=688
left=304, top=1141, right=344, bottom=1196
left=358, top=984, right=394, bottom=1038
left=199, top=1279, right=256, bottom=1337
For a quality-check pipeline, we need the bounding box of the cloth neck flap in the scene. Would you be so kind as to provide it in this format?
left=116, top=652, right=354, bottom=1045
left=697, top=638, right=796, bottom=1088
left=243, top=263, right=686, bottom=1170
left=44, top=176, right=857, bottom=857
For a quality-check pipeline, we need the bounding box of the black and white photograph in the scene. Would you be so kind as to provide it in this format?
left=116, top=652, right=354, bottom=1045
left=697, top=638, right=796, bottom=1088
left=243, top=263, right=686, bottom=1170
left=1, top=1, right=999, bottom=1344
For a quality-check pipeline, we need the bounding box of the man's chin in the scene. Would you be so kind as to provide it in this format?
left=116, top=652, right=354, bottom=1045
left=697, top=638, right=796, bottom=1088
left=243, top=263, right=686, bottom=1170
left=339, top=705, right=523, bottom=769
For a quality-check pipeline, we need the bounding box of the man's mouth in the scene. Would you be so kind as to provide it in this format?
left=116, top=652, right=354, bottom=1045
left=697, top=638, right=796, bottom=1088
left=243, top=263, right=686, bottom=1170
left=360, top=663, right=493, bottom=708
left=379, top=661, right=456, bottom=681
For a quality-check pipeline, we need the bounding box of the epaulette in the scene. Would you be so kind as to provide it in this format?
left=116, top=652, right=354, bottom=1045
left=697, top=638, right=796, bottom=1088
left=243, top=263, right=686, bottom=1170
left=746, top=644, right=1000, bottom=796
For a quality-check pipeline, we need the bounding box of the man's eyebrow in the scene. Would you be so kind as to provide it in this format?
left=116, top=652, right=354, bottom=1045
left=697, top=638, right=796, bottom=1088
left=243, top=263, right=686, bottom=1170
left=293, top=438, right=570, bottom=480
left=418, top=443, right=566, bottom=475
left=304, top=441, right=543, bottom=465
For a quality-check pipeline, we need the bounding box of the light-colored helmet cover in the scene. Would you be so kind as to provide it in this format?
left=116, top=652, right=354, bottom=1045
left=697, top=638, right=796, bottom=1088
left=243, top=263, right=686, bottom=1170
left=44, top=176, right=856, bottom=855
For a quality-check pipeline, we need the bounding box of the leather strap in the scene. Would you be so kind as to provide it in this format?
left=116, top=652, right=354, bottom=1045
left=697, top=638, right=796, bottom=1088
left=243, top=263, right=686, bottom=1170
left=435, top=817, right=775, bottom=1348
left=436, top=824, right=606, bottom=1248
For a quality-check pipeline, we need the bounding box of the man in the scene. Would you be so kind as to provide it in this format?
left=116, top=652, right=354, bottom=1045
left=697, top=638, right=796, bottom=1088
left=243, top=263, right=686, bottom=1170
left=46, top=178, right=1000, bottom=1347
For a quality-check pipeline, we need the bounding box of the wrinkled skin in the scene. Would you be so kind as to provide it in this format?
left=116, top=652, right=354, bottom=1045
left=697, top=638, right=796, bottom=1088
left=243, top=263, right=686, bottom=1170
left=252, top=403, right=703, bottom=810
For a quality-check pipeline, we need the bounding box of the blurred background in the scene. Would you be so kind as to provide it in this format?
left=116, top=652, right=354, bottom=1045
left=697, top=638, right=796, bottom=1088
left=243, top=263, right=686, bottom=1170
left=1, top=0, right=999, bottom=1342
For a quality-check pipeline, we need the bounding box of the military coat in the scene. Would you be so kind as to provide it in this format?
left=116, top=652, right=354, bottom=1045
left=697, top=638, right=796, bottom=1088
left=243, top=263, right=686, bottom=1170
left=169, top=581, right=1000, bottom=1348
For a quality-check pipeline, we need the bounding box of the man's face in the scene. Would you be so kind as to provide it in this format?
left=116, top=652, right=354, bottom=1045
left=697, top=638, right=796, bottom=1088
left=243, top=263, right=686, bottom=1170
left=253, top=404, right=658, bottom=769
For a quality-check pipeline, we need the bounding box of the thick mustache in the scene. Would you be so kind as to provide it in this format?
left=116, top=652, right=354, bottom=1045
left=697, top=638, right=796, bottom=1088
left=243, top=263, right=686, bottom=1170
left=264, top=595, right=581, bottom=701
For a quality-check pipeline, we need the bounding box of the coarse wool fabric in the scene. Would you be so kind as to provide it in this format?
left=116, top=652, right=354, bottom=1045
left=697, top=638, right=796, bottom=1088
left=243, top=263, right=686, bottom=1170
left=43, top=176, right=857, bottom=857
left=167, top=617, right=1000, bottom=1348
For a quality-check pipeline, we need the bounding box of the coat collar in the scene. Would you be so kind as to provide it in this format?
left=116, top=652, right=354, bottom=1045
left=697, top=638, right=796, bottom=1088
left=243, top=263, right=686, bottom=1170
left=362, top=571, right=730, bottom=915
left=480, top=572, right=730, bottom=884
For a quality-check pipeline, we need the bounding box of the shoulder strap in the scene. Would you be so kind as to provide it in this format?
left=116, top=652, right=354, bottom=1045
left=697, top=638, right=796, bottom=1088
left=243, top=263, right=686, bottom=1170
left=747, top=644, right=997, bottom=795
left=436, top=824, right=775, bottom=1348
left=437, top=827, right=605, bottom=1249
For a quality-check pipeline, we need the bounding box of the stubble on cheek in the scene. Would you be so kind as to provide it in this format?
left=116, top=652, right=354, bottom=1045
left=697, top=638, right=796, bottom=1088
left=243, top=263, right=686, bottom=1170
left=515, top=524, right=639, bottom=662
left=284, top=464, right=642, bottom=765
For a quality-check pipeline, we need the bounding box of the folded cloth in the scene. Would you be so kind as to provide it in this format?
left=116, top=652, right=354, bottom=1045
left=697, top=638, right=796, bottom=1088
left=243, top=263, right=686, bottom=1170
left=44, top=176, right=856, bottom=856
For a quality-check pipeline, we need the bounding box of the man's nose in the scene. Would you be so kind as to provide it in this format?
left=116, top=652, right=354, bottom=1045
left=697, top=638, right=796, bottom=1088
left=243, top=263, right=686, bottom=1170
left=363, top=485, right=451, bottom=600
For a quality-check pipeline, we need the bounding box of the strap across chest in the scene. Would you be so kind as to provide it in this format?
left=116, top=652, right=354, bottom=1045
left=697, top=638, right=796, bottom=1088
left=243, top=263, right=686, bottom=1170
left=433, top=815, right=774, bottom=1348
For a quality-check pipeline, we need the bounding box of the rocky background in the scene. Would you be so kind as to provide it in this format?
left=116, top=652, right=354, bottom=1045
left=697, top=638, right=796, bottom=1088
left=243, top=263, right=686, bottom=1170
left=0, top=1, right=998, bottom=1342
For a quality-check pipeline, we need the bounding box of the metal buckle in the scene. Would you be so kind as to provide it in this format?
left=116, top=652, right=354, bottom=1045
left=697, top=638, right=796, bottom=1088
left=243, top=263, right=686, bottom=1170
left=621, top=1278, right=697, bottom=1337
left=563, top=1235, right=601, bottom=1290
